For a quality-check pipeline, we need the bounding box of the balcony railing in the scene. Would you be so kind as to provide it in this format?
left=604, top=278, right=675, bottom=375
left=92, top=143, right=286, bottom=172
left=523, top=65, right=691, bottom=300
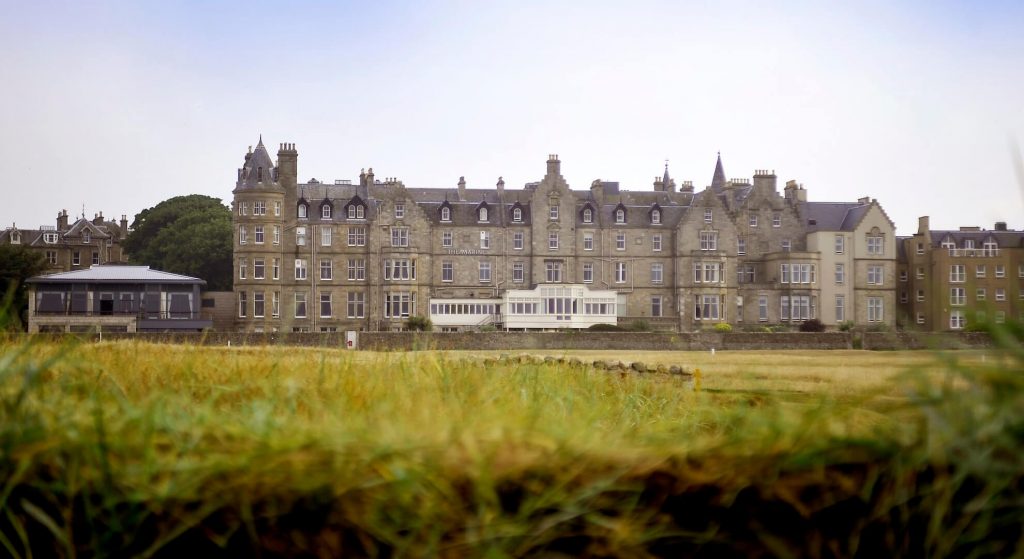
left=34, top=309, right=204, bottom=320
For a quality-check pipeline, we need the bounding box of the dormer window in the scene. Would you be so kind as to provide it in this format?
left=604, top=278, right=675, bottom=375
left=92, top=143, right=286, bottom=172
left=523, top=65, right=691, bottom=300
left=441, top=206, right=451, bottom=222
left=257, top=167, right=263, bottom=181
left=83, top=231, right=91, bottom=243
left=651, top=209, right=661, bottom=224
left=10, top=231, right=20, bottom=244
left=941, top=236, right=955, bottom=249
left=479, top=207, right=488, bottom=222
left=583, top=208, right=593, bottom=223
left=43, top=232, right=58, bottom=244
left=298, top=204, right=308, bottom=219
left=321, top=204, right=332, bottom=219
left=513, top=207, right=522, bottom=222
left=615, top=209, right=625, bottom=223
left=347, top=203, right=365, bottom=219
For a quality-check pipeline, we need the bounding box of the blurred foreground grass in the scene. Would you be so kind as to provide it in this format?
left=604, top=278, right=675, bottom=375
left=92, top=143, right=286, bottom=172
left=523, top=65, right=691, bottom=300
left=1, top=339, right=1021, bottom=557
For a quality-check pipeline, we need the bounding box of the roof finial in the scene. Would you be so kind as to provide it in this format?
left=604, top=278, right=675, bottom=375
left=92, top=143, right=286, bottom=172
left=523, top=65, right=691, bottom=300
left=257, top=134, right=264, bottom=148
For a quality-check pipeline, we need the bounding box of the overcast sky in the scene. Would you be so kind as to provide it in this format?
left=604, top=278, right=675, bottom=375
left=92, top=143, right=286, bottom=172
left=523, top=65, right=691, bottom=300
left=2, top=0, right=1022, bottom=234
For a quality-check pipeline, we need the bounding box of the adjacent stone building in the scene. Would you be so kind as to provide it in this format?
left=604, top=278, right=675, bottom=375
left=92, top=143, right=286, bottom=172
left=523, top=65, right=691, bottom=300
left=1, top=210, right=129, bottom=273
left=898, top=217, right=1024, bottom=330
left=231, top=138, right=897, bottom=332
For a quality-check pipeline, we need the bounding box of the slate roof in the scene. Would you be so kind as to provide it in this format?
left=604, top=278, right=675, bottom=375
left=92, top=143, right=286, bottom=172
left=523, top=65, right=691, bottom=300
left=801, top=202, right=871, bottom=232
left=27, top=266, right=206, bottom=285
left=927, top=230, right=1024, bottom=249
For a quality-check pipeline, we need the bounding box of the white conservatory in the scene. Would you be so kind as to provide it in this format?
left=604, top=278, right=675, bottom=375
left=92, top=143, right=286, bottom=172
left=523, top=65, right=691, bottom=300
left=429, top=284, right=618, bottom=331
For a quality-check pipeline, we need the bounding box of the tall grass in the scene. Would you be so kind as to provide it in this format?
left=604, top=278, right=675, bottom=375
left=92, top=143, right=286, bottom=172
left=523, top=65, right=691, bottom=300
left=0, top=330, right=1021, bottom=556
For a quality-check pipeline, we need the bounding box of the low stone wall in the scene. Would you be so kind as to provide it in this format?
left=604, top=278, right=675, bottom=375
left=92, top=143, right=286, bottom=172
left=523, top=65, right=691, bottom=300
left=17, top=331, right=998, bottom=351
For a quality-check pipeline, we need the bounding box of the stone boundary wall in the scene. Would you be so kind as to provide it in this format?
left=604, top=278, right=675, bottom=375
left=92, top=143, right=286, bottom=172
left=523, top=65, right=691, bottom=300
left=14, top=331, right=997, bottom=351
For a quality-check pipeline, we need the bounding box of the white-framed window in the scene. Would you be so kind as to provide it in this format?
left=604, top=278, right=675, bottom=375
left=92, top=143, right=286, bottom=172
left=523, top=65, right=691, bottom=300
left=441, top=207, right=451, bottom=222
left=348, top=259, right=365, bottom=281
left=239, top=201, right=247, bottom=216
left=615, top=209, right=625, bottom=223
left=781, top=263, right=815, bottom=284
left=45, top=251, right=57, bottom=265
left=758, top=295, right=768, bottom=321
left=545, top=261, right=562, bottom=283
left=737, top=264, right=755, bottom=283
left=916, top=289, right=924, bottom=302
left=238, top=292, right=247, bottom=317
left=694, top=262, right=725, bottom=284
left=294, top=292, right=307, bottom=318
left=867, top=235, right=883, bottom=255
left=900, top=270, right=908, bottom=282
left=321, top=204, right=332, bottom=219
left=699, top=231, right=717, bottom=251
left=478, top=207, right=489, bottom=222
left=916, top=242, right=924, bottom=255
left=253, top=258, right=265, bottom=279
left=272, top=258, right=280, bottom=280
left=582, top=262, right=593, bottom=283
left=651, top=209, right=661, bottom=224
left=479, top=261, right=491, bottom=282
left=900, top=291, right=908, bottom=303
left=651, top=263, right=663, bottom=284
left=442, top=230, right=453, bottom=248
left=298, top=204, right=308, bottom=219
left=917, top=267, right=925, bottom=280
left=272, top=291, right=280, bottom=318
left=1019, top=264, right=1024, bottom=278
left=43, top=232, right=58, bottom=244
left=548, top=232, right=558, bottom=250
left=394, top=203, right=405, bottom=219
left=737, top=237, right=746, bottom=255
left=976, top=288, right=986, bottom=301
left=384, top=292, right=415, bottom=318
left=653, top=234, right=662, bottom=252
left=320, top=259, right=333, bottom=280
left=480, top=231, right=491, bottom=249
left=583, top=207, right=593, bottom=223
left=391, top=227, right=409, bottom=247
left=995, top=264, right=1005, bottom=278
left=950, top=310, right=965, bottom=330
left=615, top=262, right=627, bottom=283
left=384, top=259, right=415, bottom=281
left=254, top=225, right=264, bottom=244
left=513, top=231, right=523, bottom=250
left=950, top=264, right=965, bottom=283
left=583, top=233, right=593, bottom=251
left=441, top=261, right=453, bottom=282
left=347, top=204, right=365, bottom=219
left=695, top=295, right=721, bottom=320
left=347, top=292, right=365, bottom=318
left=273, top=201, right=281, bottom=216
left=704, top=208, right=713, bottom=223
left=239, top=226, right=248, bottom=245
left=835, top=263, right=845, bottom=285
left=749, top=214, right=758, bottom=227
left=512, top=262, right=524, bottom=283
left=835, top=235, right=844, bottom=254
left=867, top=297, right=883, bottom=322
left=239, top=258, right=247, bottom=279
left=781, top=295, right=814, bottom=321
left=253, top=292, right=265, bottom=318
left=835, top=295, right=845, bottom=322
left=946, top=286, right=962, bottom=305
left=321, top=227, right=332, bottom=246
left=781, top=239, right=792, bottom=252
left=82, top=231, right=91, bottom=244
left=772, top=213, right=781, bottom=227
left=651, top=296, right=663, bottom=317
left=983, top=240, right=998, bottom=256
left=296, top=226, right=306, bottom=246
left=976, top=265, right=986, bottom=278
left=616, top=232, right=626, bottom=250
left=549, top=205, right=558, bottom=221
left=92, top=252, right=99, bottom=265
left=916, top=312, right=925, bottom=325
left=272, top=225, right=280, bottom=245
left=996, top=288, right=1006, bottom=301
left=294, top=259, right=307, bottom=280
left=867, top=265, right=883, bottom=285
left=320, top=292, right=332, bottom=318
left=512, top=207, right=522, bottom=222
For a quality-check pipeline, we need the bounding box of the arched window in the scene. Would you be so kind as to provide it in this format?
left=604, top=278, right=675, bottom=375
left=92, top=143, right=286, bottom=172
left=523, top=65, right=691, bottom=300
left=479, top=207, right=488, bottom=222
left=298, top=204, right=308, bottom=219
left=321, top=204, right=331, bottom=219
left=615, top=209, right=625, bottom=223
left=583, top=208, right=592, bottom=223
left=441, top=207, right=451, bottom=222
left=356, top=205, right=365, bottom=219
left=512, top=207, right=522, bottom=222
left=651, top=209, right=661, bottom=224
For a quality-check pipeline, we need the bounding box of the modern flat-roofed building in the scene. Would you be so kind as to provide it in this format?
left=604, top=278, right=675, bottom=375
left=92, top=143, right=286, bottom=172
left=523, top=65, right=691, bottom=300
left=25, top=265, right=211, bottom=333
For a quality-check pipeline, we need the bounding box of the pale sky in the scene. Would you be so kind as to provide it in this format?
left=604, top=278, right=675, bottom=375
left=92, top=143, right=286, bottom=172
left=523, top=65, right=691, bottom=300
left=2, top=0, right=1022, bottom=235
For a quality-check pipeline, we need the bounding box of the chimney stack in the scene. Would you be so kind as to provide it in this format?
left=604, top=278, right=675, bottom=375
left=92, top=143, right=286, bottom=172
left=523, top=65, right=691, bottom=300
left=120, top=214, right=129, bottom=238
left=917, top=216, right=930, bottom=235
left=457, top=176, right=466, bottom=201
left=57, top=209, right=68, bottom=231
left=995, top=221, right=1008, bottom=231
left=496, top=176, right=505, bottom=197
left=93, top=211, right=104, bottom=226
left=546, top=154, right=560, bottom=176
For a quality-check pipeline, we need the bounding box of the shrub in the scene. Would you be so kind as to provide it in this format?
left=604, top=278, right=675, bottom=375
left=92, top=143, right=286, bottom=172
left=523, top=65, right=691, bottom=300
left=838, top=320, right=855, bottom=332
left=799, top=319, right=826, bottom=333
left=588, top=323, right=626, bottom=332
left=628, top=320, right=651, bottom=332
left=713, top=323, right=733, bottom=333
left=406, top=316, right=432, bottom=331
left=478, top=325, right=498, bottom=333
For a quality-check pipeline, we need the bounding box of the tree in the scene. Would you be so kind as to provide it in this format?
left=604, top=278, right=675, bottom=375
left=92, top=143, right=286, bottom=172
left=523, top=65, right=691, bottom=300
left=124, top=195, right=233, bottom=290
left=0, top=245, right=47, bottom=330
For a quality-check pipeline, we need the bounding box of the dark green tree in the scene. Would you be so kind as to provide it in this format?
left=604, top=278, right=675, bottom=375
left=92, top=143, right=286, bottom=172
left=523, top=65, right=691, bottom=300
left=0, top=244, right=47, bottom=330
left=124, top=195, right=233, bottom=290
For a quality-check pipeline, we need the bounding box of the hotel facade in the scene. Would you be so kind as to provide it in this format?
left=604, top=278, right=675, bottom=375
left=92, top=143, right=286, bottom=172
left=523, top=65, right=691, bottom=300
left=231, top=139, right=897, bottom=332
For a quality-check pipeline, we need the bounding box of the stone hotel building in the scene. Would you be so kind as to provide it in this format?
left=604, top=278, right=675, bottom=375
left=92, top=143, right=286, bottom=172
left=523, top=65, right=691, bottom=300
left=231, top=138, right=896, bottom=332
